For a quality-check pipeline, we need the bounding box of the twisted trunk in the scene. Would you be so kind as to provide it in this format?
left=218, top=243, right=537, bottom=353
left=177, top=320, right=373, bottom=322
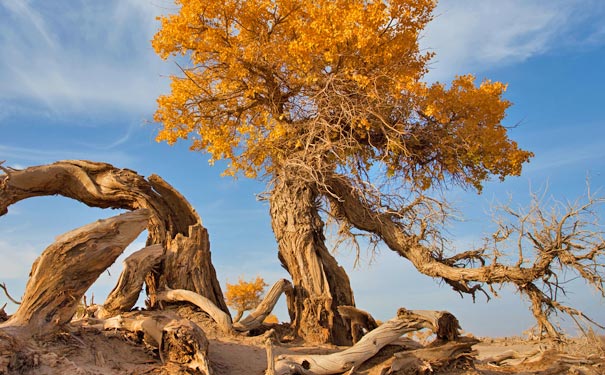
left=0, top=160, right=228, bottom=314
left=269, top=175, right=354, bottom=345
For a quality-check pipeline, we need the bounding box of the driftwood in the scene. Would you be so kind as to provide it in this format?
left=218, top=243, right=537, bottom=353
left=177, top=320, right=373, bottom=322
left=156, top=279, right=292, bottom=335
left=98, top=244, right=164, bottom=319
left=0, top=160, right=228, bottom=314
left=379, top=339, right=478, bottom=374
left=101, top=313, right=212, bottom=374
left=233, top=279, right=292, bottom=332
left=157, top=288, right=233, bottom=334
left=273, top=308, right=459, bottom=375
left=0, top=209, right=149, bottom=334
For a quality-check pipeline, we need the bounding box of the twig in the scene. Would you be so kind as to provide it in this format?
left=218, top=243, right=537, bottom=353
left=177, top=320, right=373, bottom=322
left=0, top=282, right=21, bottom=305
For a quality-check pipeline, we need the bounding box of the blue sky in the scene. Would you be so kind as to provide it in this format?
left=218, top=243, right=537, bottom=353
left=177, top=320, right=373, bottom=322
left=1, top=0, right=604, bottom=337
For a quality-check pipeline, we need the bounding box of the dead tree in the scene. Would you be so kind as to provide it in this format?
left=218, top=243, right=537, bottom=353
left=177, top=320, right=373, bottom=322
left=0, top=160, right=228, bottom=315
left=0, top=210, right=149, bottom=334
left=326, top=174, right=605, bottom=338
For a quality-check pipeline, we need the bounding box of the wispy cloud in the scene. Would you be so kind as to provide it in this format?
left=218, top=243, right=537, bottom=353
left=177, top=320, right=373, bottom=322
left=0, top=144, right=136, bottom=166
left=423, top=0, right=605, bottom=81
left=0, top=0, right=175, bottom=115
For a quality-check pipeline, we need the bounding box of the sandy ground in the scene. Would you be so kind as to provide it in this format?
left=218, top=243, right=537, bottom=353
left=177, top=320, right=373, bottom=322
left=3, top=312, right=603, bottom=375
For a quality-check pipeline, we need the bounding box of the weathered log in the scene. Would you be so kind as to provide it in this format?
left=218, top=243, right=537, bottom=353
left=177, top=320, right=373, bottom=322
left=0, top=209, right=149, bottom=334
left=233, top=279, right=292, bottom=332
left=99, top=244, right=164, bottom=319
left=0, top=160, right=228, bottom=313
left=160, top=319, right=212, bottom=375
left=384, top=339, right=478, bottom=374
left=273, top=308, right=459, bottom=375
left=101, top=313, right=212, bottom=374
left=157, top=289, right=233, bottom=334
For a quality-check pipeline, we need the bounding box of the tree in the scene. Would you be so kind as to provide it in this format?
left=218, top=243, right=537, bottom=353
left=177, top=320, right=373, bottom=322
left=153, top=0, right=605, bottom=344
left=225, top=276, right=268, bottom=322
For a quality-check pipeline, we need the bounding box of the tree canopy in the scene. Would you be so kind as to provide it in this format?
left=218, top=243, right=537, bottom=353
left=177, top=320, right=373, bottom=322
left=153, top=0, right=532, bottom=192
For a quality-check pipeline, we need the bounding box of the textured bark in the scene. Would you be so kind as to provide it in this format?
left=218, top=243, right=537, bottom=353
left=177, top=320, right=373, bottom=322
left=269, top=175, right=354, bottom=345
left=0, top=160, right=227, bottom=314
left=273, top=308, right=460, bottom=375
left=379, top=340, right=478, bottom=374
left=233, top=279, right=292, bottom=332
left=99, top=244, right=164, bottom=319
left=337, top=305, right=379, bottom=344
left=157, top=289, right=233, bottom=334
left=0, top=209, right=149, bottom=334
left=102, top=313, right=212, bottom=374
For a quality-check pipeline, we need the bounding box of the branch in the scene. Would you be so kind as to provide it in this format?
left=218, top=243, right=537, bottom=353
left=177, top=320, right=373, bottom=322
left=0, top=283, right=21, bottom=305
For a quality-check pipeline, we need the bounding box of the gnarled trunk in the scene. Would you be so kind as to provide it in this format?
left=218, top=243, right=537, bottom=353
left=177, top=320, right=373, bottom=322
left=0, top=160, right=228, bottom=314
left=269, top=175, right=354, bottom=345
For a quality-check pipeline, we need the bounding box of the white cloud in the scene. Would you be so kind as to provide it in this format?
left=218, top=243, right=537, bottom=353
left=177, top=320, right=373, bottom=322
left=422, top=0, right=605, bottom=81
left=0, top=0, right=176, bottom=114
left=0, top=144, right=136, bottom=167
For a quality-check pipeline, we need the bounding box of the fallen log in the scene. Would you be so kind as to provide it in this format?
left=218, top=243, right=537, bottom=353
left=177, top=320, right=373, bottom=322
left=273, top=308, right=459, bottom=375
left=0, top=209, right=150, bottom=334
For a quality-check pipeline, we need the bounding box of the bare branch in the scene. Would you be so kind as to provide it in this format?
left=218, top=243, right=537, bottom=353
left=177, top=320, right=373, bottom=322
left=0, top=282, right=21, bottom=305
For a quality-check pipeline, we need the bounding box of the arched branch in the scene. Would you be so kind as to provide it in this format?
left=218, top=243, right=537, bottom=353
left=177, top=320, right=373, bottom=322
left=326, top=174, right=605, bottom=337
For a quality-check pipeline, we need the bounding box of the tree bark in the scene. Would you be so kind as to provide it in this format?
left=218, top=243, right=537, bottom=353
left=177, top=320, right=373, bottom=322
left=99, top=244, right=164, bottom=318
left=273, top=308, right=460, bottom=375
left=269, top=175, right=354, bottom=345
left=0, top=209, right=149, bottom=334
left=0, top=160, right=228, bottom=314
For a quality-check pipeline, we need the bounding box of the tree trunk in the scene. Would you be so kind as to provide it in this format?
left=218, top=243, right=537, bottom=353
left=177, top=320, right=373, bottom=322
left=0, top=209, right=149, bottom=334
left=0, top=160, right=228, bottom=314
left=269, top=175, right=354, bottom=345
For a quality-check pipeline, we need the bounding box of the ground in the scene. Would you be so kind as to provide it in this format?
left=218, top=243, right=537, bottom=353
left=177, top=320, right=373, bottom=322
left=3, top=310, right=603, bottom=375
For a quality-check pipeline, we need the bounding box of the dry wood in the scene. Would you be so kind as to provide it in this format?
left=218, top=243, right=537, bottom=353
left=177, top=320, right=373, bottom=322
left=0, top=160, right=228, bottom=313
left=101, top=313, right=212, bottom=374
left=233, top=278, right=292, bottom=332
left=0, top=282, right=21, bottom=305
left=273, top=308, right=459, bottom=375
left=157, top=288, right=233, bottom=333
left=265, top=337, right=276, bottom=375
left=0, top=209, right=149, bottom=334
left=326, top=174, right=605, bottom=338
left=337, top=305, right=379, bottom=344
left=160, top=319, right=213, bottom=375
left=99, top=244, right=164, bottom=319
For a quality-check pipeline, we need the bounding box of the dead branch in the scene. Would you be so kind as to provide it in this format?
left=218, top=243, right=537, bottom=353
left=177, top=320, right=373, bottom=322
left=98, top=244, right=164, bottom=319
left=326, top=174, right=605, bottom=337
left=157, top=288, right=233, bottom=334
left=0, top=209, right=150, bottom=334
left=273, top=308, right=459, bottom=375
left=233, top=278, right=292, bottom=332
left=0, top=282, right=21, bottom=305
left=0, top=160, right=228, bottom=313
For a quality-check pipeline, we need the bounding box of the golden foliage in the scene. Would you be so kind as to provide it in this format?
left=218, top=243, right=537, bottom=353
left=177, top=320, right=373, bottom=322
left=225, top=276, right=267, bottom=315
left=263, top=314, right=279, bottom=324
left=153, top=0, right=532, bottom=191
